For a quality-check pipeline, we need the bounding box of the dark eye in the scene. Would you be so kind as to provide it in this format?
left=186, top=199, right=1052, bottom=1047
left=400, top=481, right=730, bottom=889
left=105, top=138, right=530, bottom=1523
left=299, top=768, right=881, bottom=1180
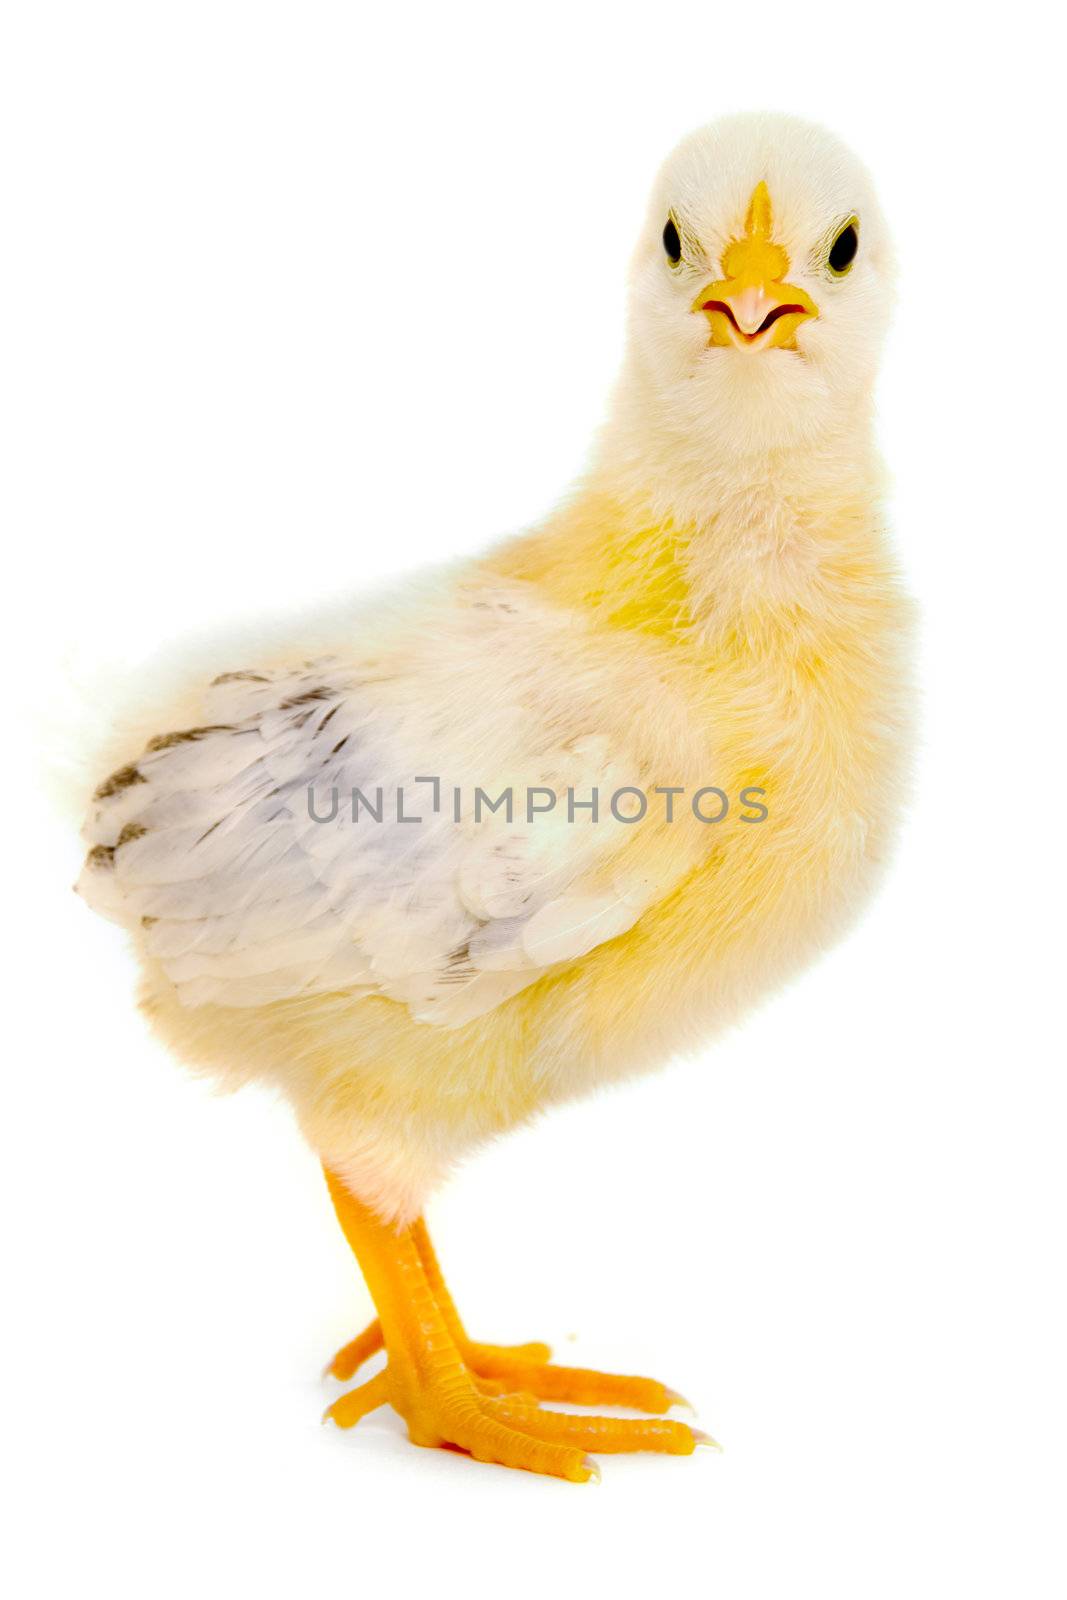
left=828, top=218, right=859, bottom=275
left=662, top=216, right=681, bottom=265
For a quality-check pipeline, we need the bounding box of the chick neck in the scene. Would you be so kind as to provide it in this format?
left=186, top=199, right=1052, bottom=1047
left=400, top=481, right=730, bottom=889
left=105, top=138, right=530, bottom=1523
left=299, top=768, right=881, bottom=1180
left=491, top=359, right=886, bottom=659
left=595, top=348, right=880, bottom=529
left=575, top=366, right=883, bottom=652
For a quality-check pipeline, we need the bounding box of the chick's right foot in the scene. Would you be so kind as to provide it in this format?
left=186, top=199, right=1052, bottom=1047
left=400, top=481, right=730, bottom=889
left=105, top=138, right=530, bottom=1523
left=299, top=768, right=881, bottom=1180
left=323, top=1357, right=701, bottom=1479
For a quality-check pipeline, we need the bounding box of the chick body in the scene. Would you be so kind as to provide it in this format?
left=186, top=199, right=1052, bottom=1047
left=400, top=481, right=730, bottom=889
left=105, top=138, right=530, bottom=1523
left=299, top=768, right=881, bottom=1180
left=78, top=113, right=913, bottom=1226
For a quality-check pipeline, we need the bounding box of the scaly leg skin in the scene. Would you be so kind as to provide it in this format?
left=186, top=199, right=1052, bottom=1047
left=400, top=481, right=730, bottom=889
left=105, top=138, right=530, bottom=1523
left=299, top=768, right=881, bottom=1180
left=325, top=1215, right=552, bottom=1384
left=321, top=1168, right=715, bottom=1480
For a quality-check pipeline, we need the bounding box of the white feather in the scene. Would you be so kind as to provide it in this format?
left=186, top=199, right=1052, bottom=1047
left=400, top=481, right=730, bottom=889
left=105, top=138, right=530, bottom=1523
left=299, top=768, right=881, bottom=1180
left=77, top=576, right=709, bottom=1025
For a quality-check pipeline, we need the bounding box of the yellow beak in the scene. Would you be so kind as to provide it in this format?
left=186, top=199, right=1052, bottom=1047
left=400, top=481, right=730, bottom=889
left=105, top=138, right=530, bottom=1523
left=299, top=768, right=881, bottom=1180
left=693, top=180, right=818, bottom=352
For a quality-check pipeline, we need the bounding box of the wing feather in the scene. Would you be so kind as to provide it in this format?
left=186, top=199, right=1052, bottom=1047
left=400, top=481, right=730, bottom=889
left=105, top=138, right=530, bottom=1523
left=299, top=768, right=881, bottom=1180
left=77, top=580, right=711, bottom=1026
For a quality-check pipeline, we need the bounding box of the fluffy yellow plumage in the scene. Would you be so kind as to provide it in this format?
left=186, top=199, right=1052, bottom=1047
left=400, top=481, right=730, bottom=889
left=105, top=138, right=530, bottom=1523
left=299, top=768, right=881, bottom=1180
left=77, top=112, right=913, bottom=1480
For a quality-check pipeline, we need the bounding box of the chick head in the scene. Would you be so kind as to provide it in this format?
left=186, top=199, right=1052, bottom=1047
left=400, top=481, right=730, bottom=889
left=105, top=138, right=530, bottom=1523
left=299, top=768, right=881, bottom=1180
left=627, top=112, right=894, bottom=460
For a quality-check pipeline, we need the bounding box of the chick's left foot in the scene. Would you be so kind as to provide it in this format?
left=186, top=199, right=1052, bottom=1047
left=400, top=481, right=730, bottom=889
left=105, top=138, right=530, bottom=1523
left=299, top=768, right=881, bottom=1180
left=324, top=1364, right=704, bottom=1464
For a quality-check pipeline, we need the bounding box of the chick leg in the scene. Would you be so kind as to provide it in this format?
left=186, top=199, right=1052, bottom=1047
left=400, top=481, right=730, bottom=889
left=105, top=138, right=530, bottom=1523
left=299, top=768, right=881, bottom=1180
left=325, top=1215, right=551, bottom=1381
left=321, top=1168, right=706, bottom=1477
left=325, top=1220, right=550, bottom=1382
left=411, top=1217, right=553, bottom=1372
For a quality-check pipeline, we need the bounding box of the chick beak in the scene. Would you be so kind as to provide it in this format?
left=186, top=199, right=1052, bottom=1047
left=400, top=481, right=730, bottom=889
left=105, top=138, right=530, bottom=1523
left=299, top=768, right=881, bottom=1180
left=724, top=283, right=786, bottom=336
left=693, top=179, right=818, bottom=352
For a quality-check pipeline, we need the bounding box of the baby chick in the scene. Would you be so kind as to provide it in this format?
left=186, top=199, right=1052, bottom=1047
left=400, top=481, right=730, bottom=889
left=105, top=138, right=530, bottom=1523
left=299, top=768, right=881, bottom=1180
left=78, top=112, right=913, bottom=1482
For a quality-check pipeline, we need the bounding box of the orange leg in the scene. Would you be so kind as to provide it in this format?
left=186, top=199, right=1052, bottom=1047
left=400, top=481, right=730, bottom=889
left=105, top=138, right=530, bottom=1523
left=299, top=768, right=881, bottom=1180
left=325, top=1217, right=550, bottom=1383
left=411, top=1217, right=555, bottom=1376
left=321, top=1168, right=716, bottom=1479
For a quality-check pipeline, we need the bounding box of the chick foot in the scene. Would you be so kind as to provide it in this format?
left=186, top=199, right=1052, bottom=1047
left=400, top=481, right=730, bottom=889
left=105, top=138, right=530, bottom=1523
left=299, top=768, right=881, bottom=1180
left=323, top=1167, right=712, bottom=1480
left=324, top=1363, right=704, bottom=1474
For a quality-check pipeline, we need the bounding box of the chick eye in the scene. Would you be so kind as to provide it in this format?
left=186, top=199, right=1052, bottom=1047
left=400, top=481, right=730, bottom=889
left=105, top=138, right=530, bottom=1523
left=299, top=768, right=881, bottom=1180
left=828, top=218, right=859, bottom=275
left=662, top=216, right=681, bottom=265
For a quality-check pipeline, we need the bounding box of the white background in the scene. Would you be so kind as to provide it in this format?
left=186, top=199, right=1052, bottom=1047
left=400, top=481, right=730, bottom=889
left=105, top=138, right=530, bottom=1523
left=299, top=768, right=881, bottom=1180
left=3, top=4, right=1064, bottom=1597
